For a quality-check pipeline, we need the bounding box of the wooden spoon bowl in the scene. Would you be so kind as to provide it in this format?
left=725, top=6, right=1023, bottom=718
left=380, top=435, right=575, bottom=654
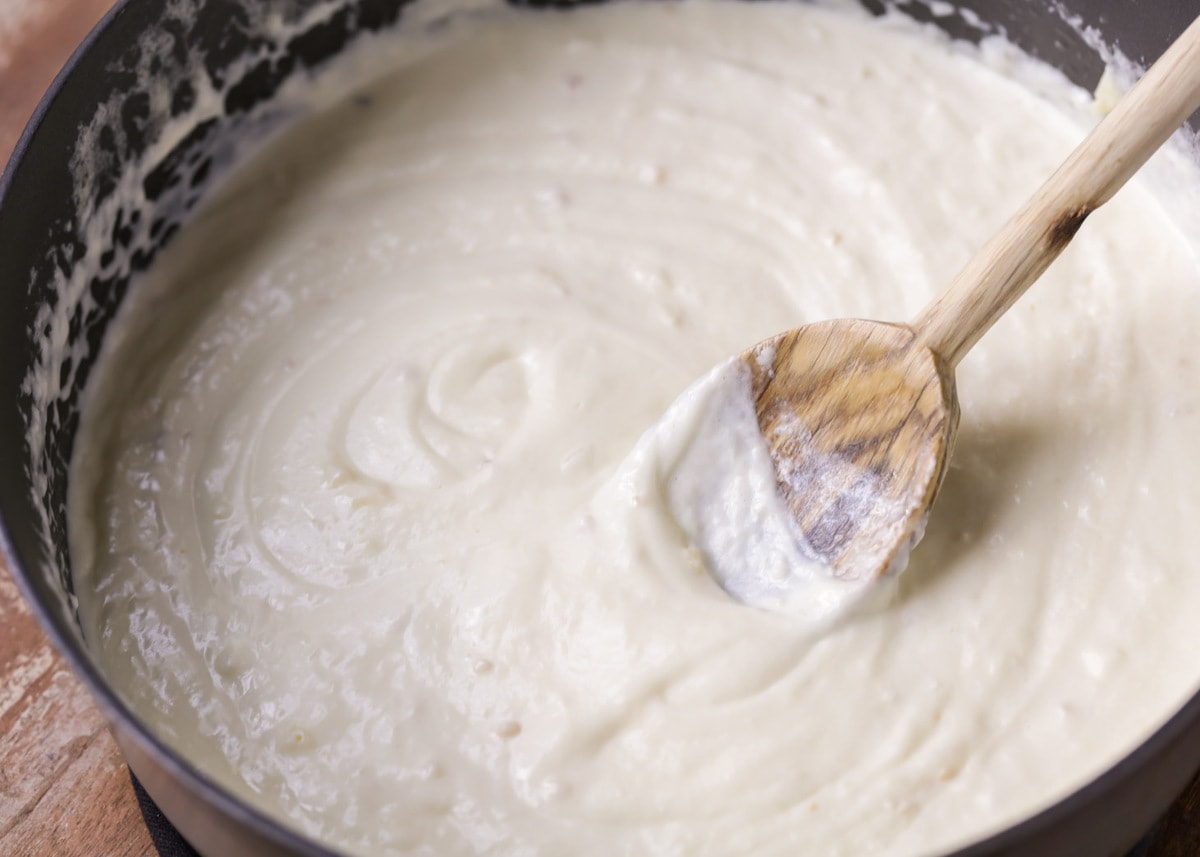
left=745, top=320, right=957, bottom=581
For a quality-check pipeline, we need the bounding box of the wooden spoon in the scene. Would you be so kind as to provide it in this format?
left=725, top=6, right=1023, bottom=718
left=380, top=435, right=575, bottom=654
left=743, top=16, right=1200, bottom=584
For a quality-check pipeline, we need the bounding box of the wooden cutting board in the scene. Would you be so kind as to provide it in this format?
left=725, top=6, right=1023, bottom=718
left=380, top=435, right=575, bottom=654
left=0, top=3, right=1198, bottom=856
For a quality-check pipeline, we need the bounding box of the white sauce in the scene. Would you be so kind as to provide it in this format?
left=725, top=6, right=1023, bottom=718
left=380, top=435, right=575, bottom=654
left=68, top=2, right=1200, bottom=856
left=643, top=355, right=884, bottom=619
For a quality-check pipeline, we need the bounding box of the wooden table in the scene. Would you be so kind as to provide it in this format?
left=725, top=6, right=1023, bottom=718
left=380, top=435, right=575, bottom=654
left=1, top=9, right=154, bottom=856
left=1, top=2, right=1200, bottom=856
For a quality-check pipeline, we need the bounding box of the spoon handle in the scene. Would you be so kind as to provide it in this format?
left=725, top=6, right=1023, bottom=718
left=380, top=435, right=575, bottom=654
left=911, top=15, right=1200, bottom=368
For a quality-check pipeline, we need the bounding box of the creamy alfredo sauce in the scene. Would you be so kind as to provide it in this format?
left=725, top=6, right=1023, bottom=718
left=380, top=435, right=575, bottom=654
left=69, top=2, right=1200, bottom=855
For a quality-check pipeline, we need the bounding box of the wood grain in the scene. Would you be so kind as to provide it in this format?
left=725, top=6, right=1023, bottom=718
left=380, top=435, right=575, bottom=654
left=0, top=568, right=154, bottom=857
left=0, top=3, right=1198, bottom=857
left=748, top=320, right=958, bottom=581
